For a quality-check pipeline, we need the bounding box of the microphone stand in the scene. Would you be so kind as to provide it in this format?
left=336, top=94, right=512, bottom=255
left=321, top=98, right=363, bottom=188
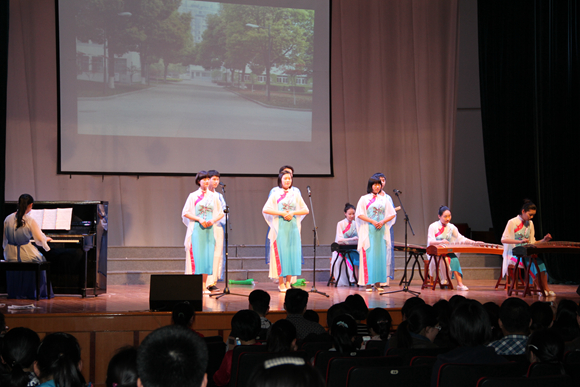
left=381, top=190, right=420, bottom=296
left=211, top=184, right=247, bottom=299
left=306, top=187, right=328, bottom=298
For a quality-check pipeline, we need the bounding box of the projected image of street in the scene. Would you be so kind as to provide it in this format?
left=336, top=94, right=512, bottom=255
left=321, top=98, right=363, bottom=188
left=75, top=1, right=314, bottom=141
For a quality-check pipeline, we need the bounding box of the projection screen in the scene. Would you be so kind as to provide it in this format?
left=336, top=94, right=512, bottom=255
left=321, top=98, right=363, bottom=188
left=57, top=0, right=331, bottom=175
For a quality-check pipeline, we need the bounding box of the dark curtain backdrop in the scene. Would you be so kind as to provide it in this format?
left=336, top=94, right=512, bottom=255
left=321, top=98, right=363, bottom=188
left=479, top=0, right=580, bottom=283
left=1, top=2, right=8, bottom=228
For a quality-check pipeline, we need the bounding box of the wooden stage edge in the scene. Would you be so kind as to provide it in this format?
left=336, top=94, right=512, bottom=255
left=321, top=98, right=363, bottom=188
left=1, top=280, right=579, bottom=387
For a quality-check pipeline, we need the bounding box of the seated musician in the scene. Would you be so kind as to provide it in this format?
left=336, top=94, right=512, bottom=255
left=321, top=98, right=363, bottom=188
left=501, top=200, right=553, bottom=296
left=427, top=206, right=483, bottom=291
left=330, top=203, right=359, bottom=286
left=2, top=194, right=53, bottom=299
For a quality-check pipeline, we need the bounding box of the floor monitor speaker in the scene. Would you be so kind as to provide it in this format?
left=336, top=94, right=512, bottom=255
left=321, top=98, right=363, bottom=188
left=149, top=274, right=202, bottom=311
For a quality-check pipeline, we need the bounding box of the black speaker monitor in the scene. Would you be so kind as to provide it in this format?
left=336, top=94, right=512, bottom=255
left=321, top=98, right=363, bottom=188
left=149, top=274, right=202, bottom=311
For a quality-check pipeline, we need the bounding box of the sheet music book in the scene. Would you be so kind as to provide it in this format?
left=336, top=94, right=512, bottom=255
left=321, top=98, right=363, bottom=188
left=29, top=208, right=73, bottom=230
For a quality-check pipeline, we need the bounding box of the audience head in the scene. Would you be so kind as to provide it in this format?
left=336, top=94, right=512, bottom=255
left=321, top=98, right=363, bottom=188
left=401, top=296, right=426, bottom=320
left=366, top=307, right=392, bottom=341
left=326, top=302, right=350, bottom=328
left=449, top=299, right=492, bottom=347
left=394, top=304, right=439, bottom=348
left=231, top=310, right=261, bottom=342
left=16, top=193, right=34, bottom=228
left=330, top=314, right=358, bottom=353
left=284, top=289, right=309, bottom=315
left=303, top=310, right=320, bottom=324
left=344, top=294, right=369, bottom=322
left=35, top=332, right=86, bottom=387
left=137, top=325, right=208, bottom=387
left=483, top=302, right=503, bottom=341
left=247, top=357, right=324, bottom=387
left=530, top=301, right=554, bottom=332
left=106, top=346, right=138, bottom=387
left=249, top=290, right=271, bottom=317
left=526, top=329, right=564, bottom=364
left=448, top=295, right=467, bottom=311
left=499, top=297, right=531, bottom=335
left=172, top=301, right=196, bottom=329
left=432, top=299, right=453, bottom=347
left=0, top=311, right=6, bottom=335
left=552, top=299, right=580, bottom=341
left=0, top=327, right=40, bottom=387
left=267, top=319, right=297, bottom=353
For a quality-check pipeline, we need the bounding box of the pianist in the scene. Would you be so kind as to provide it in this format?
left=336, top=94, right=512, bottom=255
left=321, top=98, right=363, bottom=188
left=2, top=193, right=53, bottom=299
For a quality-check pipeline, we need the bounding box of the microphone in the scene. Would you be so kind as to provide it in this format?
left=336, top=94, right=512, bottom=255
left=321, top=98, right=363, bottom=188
left=307, top=186, right=312, bottom=196
left=219, top=182, right=226, bottom=187
left=393, top=189, right=402, bottom=195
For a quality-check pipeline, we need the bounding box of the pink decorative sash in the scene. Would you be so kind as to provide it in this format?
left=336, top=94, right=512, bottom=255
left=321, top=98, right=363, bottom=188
left=277, top=190, right=288, bottom=204
left=435, top=225, right=445, bottom=238
left=273, top=241, right=282, bottom=276
left=366, top=195, right=377, bottom=210
left=343, top=222, right=352, bottom=235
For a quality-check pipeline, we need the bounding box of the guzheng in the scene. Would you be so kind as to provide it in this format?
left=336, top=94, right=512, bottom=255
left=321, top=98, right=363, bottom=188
left=394, top=242, right=427, bottom=254
left=426, top=243, right=504, bottom=256
left=513, top=241, right=580, bottom=256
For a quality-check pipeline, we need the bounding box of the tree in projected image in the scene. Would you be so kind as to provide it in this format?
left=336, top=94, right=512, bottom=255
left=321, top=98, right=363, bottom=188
left=76, top=0, right=195, bottom=86
left=195, top=4, right=314, bottom=101
left=75, top=0, right=135, bottom=88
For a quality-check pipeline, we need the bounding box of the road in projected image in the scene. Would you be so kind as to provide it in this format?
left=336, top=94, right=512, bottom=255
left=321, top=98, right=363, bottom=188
left=77, top=78, right=312, bottom=142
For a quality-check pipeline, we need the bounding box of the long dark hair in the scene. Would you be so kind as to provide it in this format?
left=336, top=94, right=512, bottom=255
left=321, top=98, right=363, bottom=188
left=330, top=314, right=358, bottom=353
left=36, top=332, right=86, bottom=387
left=106, top=346, right=138, bottom=387
left=366, top=308, right=392, bottom=341
left=394, top=304, right=438, bottom=348
left=0, top=327, right=40, bottom=387
left=521, top=199, right=537, bottom=213
left=16, top=194, right=34, bottom=229
left=267, top=319, right=297, bottom=353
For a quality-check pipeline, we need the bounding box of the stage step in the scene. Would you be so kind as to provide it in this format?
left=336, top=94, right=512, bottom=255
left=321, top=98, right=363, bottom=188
left=106, top=246, right=502, bottom=286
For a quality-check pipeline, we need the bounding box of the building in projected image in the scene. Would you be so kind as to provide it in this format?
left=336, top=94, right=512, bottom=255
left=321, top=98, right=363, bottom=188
left=179, top=0, right=220, bottom=43
left=76, top=40, right=142, bottom=85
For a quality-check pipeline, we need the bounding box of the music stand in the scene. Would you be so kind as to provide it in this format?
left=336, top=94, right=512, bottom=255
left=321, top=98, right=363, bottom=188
left=382, top=190, right=420, bottom=296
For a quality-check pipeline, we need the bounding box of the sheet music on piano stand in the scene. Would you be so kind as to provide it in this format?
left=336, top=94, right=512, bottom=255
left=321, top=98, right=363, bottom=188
left=30, top=208, right=73, bottom=230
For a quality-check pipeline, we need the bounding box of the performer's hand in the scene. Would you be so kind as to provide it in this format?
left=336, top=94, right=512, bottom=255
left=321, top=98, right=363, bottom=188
left=543, top=233, right=552, bottom=242
left=374, top=221, right=382, bottom=230
left=46, top=237, right=53, bottom=242
left=521, top=238, right=529, bottom=243
left=206, top=220, right=213, bottom=227
left=283, top=212, right=293, bottom=221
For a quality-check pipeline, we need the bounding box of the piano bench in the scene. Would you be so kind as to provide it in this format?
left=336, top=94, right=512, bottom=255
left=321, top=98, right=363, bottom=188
left=0, top=261, right=51, bottom=301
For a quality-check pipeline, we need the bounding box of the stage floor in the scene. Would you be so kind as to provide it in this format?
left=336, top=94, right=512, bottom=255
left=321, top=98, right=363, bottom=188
left=1, top=279, right=579, bottom=315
